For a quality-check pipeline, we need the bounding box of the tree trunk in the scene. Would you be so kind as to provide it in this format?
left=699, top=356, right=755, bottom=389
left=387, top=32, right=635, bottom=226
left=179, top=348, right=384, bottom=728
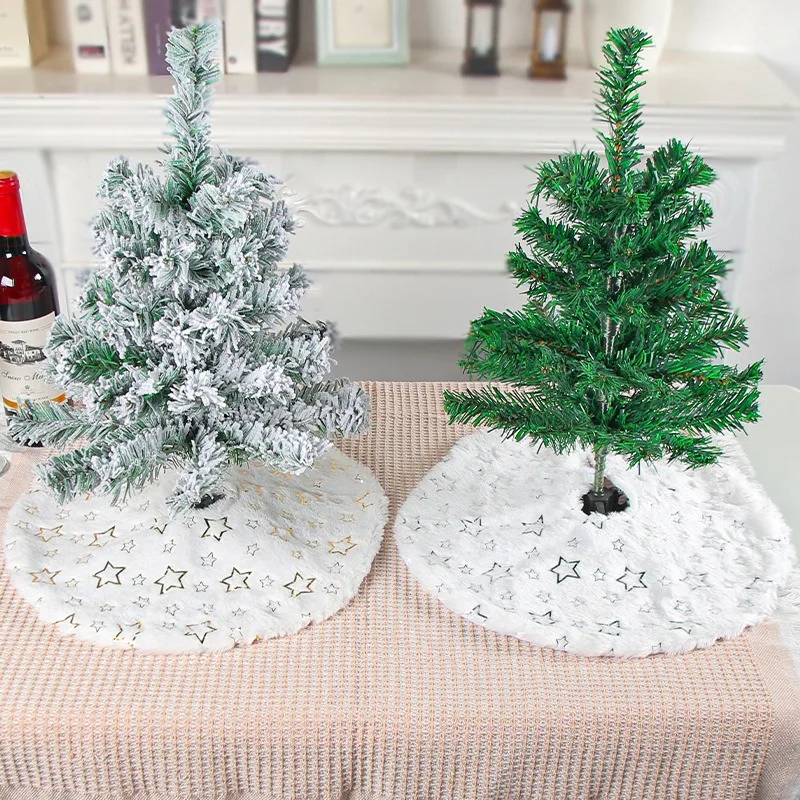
left=592, top=446, right=607, bottom=494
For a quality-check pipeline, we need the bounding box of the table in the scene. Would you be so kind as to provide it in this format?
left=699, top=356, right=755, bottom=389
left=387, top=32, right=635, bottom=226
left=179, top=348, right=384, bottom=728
left=0, top=382, right=798, bottom=800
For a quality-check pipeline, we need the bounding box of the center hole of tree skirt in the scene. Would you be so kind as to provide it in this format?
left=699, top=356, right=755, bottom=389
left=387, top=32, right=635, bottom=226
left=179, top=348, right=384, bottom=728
left=196, top=493, right=226, bottom=509
left=581, top=477, right=630, bottom=516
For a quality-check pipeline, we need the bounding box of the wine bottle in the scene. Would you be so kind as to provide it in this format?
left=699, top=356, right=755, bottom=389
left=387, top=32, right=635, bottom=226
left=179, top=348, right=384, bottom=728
left=0, top=171, right=65, bottom=423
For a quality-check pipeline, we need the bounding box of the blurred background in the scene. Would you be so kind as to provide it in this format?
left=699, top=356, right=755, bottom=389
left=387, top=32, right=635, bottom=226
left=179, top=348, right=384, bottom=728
left=1, top=0, right=798, bottom=383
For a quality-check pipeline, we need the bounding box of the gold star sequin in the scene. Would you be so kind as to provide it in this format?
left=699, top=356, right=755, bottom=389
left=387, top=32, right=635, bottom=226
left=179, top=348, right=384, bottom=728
left=295, top=492, right=311, bottom=505
left=92, top=561, right=126, bottom=588
left=185, top=620, right=217, bottom=644
left=56, top=613, right=79, bottom=630
left=201, top=517, right=232, bottom=541
left=220, top=567, right=251, bottom=593
left=30, top=567, right=61, bottom=584
left=114, top=621, right=142, bottom=645
left=329, top=460, right=346, bottom=473
left=36, top=525, right=63, bottom=543
left=283, top=572, right=316, bottom=597
left=89, top=527, right=117, bottom=548
left=355, top=492, right=373, bottom=509
left=154, top=566, right=187, bottom=594
left=269, top=526, right=293, bottom=542
left=328, top=536, right=357, bottom=556
left=25, top=505, right=39, bottom=515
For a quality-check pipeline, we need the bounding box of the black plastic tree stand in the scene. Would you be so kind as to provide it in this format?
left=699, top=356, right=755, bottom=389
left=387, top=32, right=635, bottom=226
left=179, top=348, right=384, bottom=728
left=581, top=478, right=629, bottom=516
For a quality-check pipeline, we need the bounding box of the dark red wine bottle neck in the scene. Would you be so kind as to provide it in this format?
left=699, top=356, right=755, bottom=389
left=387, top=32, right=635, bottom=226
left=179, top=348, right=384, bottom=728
left=0, top=172, right=28, bottom=238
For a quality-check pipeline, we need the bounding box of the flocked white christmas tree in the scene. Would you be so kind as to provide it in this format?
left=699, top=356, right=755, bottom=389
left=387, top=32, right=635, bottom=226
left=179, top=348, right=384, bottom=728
left=10, top=23, right=369, bottom=514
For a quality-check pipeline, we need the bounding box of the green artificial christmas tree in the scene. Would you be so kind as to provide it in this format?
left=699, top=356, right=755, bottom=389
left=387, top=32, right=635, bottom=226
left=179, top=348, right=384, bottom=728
left=9, top=23, right=369, bottom=514
left=444, top=27, right=762, bottom=515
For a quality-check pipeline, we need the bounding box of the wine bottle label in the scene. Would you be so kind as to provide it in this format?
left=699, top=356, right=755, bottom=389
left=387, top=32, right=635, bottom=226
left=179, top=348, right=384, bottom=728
left=0, top=313, right=64, bottom=410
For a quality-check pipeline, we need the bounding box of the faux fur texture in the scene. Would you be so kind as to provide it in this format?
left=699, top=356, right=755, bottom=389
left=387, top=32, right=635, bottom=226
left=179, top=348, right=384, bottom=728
left=395, top=430, right=796, bottom=658
left=4, top=448, right=388, bottom=652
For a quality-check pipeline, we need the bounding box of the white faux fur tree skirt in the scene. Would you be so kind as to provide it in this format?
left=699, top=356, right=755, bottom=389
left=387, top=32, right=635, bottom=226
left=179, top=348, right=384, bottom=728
left=395, top=430, right=796, bottom=658
left=4, top=448, right=388, bottom=652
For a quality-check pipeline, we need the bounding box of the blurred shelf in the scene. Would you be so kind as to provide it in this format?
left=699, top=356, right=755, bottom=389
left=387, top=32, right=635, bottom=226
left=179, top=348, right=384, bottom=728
left=0, top=46, right=796, bottom=156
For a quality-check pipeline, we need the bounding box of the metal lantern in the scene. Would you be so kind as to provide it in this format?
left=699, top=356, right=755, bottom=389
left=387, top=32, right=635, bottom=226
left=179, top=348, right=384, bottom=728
left=529, top=0, right=570, bottom=80
left=462, top=0, right=502, bottom=77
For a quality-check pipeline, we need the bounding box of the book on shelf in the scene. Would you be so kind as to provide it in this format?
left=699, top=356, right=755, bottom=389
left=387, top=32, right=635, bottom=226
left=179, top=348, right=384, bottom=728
left=106, top=0, right=147, bottom=75
left=0, top=0, right=48, bottom=69
left=225, top=0, right=298, bottom=74
left=67, top=0, right=111, bottom=74
left=223, top=0, right=255, bottom=73
left=255, top=0, right=298, bottom=72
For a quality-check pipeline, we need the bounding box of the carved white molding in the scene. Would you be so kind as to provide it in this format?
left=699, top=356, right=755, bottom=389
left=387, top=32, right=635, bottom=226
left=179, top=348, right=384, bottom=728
left=290, top=185, right=518, bottom=228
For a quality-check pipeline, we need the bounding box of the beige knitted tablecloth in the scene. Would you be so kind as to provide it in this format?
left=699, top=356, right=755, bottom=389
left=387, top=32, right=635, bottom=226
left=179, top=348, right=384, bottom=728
left=0, top=382, right=798, bottom=800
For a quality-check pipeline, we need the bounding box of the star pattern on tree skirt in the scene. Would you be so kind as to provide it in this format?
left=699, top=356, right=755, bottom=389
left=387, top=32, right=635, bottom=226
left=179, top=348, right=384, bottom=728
left=154, top=566, right=187, bottom=594
left=669, top=619, right=694, bottom=634
left=121, top=540, right=136, bottom=553
left=555, top=636, right=568, bottom=648
left=355, top=491, right=373, bottom=510
left=220, top=567, right=251, bottom=593
left=521, top=515, right=545, bottom=536
left=150, top=521, right=168, bottom=534
left=469, top=604, right=488, bottom=621
left=56, top=613, right=80, bottom=630
left=482, top=562, right=512, bottom=583
left=284, top=572, right=315, bottom=597
left=550, top=556, right=581, bottom=584
left=461, top=518, right=482, bottom=537
left=89, top=527, right=117, bottom=548
left=201, top=517, right=232, bottom=542
left=682, top=571, right=710, bottom=590
left=92, top=561, right=126, bottom=588
left=529, top=610, right=556, bottom=626
left=185, top=620, right=217, bottom=644
left=597, top=620, right=622, bottom=636
left=113, top=621, right=142, bottom=645
left=201, top=551, right=217, bottom=567
left=327, top=536, right=357, bottom=556
left=35, top=525, right=62, bottom=543
left=616, top=567, right=647, bottom=592
left=674, top=599, right=691, bottom=615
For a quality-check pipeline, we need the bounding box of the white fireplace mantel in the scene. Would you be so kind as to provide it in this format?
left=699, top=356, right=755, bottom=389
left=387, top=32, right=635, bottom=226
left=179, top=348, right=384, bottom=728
left=0, top=48, right=797, bottom=339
